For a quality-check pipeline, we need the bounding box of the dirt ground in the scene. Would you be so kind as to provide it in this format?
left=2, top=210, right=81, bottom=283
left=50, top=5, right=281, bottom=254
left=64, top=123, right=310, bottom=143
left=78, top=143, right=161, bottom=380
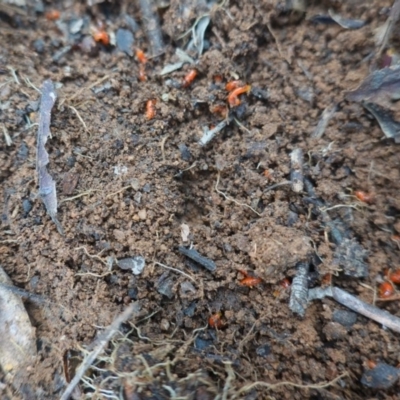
left=1, top=0, right=400, bottom=399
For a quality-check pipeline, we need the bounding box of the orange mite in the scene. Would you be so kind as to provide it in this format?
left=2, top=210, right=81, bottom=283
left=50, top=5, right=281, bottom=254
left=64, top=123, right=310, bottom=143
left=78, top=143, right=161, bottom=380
left=214, top=75, right=223, bottom=83
left=146, top=99, right=156, bottom=120
left=225, top=80, right=244, bottom=92
left=183, top=69, right=197, bottom=88
left=354, top=190, right=374, bottom=204
left=138, top=64, right=146, bottom=82
left=228, top=85, right=251, bottom=107
left=389, top=269, right=400, bottom=284
left=45, top=10, right=60, bottom=21
left=136, top=49, right=147, bottom=64
left=208, top=312, right=224, bottom=329
left=92, top=30, right=110, bottom=46
left=378, top=281, right=395, bottom=298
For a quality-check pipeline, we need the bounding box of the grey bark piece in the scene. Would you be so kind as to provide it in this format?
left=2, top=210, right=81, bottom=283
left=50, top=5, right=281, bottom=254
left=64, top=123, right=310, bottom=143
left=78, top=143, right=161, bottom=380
left=289, top=262, right=309, bottom=317
left=37, top=80, right=63, bottom=234
left=178, top=246, right=216, bottom=272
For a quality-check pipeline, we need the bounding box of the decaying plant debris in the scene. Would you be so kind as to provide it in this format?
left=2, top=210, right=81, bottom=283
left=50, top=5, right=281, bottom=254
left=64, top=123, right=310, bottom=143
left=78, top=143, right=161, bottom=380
left=36, top=80, right=63, bottom=234
left=1, top=0, right=400, bottom=398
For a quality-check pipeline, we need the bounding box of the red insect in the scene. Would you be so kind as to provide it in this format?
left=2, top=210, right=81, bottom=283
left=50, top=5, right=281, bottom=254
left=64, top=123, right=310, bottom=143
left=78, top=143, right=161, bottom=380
left=45, top=10, right=60, bottom=21
left=228, top=85, right=251, bottom=107
left=136, top=49, right=147, bottom=64
left=208, top=312, right=224, bottom=329
left=378, top=281, right=395, bottom=298
left=238, top=269, right=262, bottom=287
left=225, top=80, right=244, bottom=92
left=354, top=190, right=374, bottom=204
left=92, top=29, right=110, bottom=46
left=389, top=269, right=400, bottom=284
left=183, top=69, right=197, bottom=88
left=146, top=99, right=156, bottom=120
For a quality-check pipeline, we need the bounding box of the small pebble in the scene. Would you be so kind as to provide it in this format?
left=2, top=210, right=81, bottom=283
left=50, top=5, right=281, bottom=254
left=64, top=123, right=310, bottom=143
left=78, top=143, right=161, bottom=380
left=116, top=28, right=134, bottom=56
left=22, top=199, right=33, bottom=217
left=160, top=318, right=170, bottom=331
left=332, top=309, right=357, bottom=328
left=33, top=39, right=45, bottom=54
left=256, top=344, right=271, bottom=357
left=117, top=256, right=145, bottom=275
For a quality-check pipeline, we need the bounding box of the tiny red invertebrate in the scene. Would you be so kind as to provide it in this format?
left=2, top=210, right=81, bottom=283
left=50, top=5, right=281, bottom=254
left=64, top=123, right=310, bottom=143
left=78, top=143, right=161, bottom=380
left=214, top=75, right=223, bottom=83
left=378, top=281, right=395, bottom=298
left=238, top=269, right=262, bottom=287
left=280, top=278, right=291, bottom=289
left=228, top=85, right=251, bottom=107
left=225, top=80, right=244, bottom=92
left=208, top=312, right=223, bottom=329
left=146, top=99, right=156, bottom=120
left=183, top=69, right=197, bottom=88
left=92, top=30, right=110, bottom=46
left=240, top=276, right=262, bottom=287
left=354, top=190, right=374, bottom=204
left=45, top=10, right=60, bottom=21
left=136, top=49, right=147, bottom=64
left=389, top=269, right=400, bottom=284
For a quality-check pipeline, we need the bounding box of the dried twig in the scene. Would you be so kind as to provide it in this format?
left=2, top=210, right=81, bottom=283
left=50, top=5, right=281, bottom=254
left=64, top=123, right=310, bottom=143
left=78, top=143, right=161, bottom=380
left=60, top=302, right=140, bottom=400
left=199, top=119, right=230, bottom=146
left=308, top=286, right=400, bottom=334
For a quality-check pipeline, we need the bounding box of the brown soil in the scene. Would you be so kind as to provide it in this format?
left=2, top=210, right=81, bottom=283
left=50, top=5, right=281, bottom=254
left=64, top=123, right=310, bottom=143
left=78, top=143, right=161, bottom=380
left=1, top=0, right=400, bottom=399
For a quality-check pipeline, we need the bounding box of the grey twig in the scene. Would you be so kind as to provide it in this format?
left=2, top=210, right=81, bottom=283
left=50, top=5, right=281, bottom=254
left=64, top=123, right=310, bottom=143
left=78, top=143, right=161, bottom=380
left=308, top=286, right=400, bottom=334
left=60, top=302, right=140, bottom=400
left=199, top=119, right=229, bottom=146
